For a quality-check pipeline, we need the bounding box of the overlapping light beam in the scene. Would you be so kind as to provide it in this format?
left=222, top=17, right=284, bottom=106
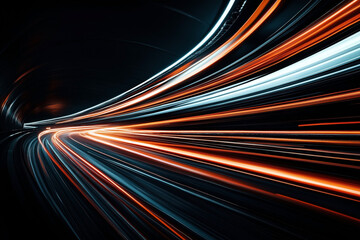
left=25, top=0, right=360, bottom=239
left=48, top=0, right=360, bottom=123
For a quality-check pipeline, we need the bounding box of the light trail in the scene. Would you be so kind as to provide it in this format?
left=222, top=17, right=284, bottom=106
left=14, top=1, right=360, bottom=239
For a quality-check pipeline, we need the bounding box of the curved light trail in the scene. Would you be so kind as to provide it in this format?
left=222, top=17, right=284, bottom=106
left=3, top=0, right=360, bottom=239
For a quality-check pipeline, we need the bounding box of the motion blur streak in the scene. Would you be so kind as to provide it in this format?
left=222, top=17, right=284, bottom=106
left=4, top=0, right=360, bottom=239
left=53, top=0, right=360, bottom=121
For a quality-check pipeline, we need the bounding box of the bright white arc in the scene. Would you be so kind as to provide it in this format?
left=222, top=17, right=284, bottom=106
left=24, top=0, right=237, bottom=128
left=135, top=30, right=360, bottom=117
